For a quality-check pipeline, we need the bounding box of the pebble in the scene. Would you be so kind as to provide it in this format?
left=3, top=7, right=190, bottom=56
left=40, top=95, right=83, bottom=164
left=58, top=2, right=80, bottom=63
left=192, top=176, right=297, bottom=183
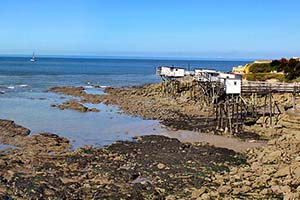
left=157, top=163, right=166, bottom=170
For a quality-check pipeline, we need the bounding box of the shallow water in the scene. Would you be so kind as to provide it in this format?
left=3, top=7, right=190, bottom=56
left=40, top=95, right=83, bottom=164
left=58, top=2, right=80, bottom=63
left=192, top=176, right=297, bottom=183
left=0, top=144, right=17, bottom=151
left=0, top=90, right=162, bottom=149
left=84, top=87, right=106, bottom=95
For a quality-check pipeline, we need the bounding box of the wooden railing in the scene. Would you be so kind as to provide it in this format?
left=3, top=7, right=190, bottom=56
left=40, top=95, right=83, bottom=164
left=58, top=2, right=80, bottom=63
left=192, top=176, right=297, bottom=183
left=242, top=81, right=300, bottom=94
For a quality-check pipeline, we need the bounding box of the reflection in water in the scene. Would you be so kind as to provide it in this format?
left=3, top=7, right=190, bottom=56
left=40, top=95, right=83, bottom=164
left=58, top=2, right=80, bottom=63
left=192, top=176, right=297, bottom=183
left=0, top=144, right=17, bottom=151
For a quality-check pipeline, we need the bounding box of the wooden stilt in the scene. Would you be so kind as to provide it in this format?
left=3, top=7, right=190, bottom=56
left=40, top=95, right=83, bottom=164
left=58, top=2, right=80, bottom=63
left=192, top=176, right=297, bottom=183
left=269, top=93, right=272, bottom=127
left=263, top=95, right=267, bottom=127
left=229, top=102, right=232, bottom=134
left=292, top=93, right=296, bottom=110
left=236, top=99, right=239, bottom=133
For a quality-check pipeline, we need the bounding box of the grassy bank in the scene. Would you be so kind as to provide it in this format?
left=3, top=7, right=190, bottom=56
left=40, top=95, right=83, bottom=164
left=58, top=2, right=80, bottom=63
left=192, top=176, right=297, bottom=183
left=244, top=73, right=286, bottom=82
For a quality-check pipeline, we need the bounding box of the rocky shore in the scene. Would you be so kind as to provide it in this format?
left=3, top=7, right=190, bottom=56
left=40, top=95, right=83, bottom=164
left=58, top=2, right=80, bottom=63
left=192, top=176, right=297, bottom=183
left=0, top=116, right=299, bottom=199
left=0, top=119, right=245, bottom=199
left=194, top=127, right=300, bottom=199
left=47, top=84, right=300, bottom=199
left=0, top=83, right=299, bottom=199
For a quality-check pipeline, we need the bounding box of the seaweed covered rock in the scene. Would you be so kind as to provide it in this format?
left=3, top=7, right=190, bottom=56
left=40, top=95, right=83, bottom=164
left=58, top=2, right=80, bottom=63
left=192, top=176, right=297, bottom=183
left=52, top=99, right=99, bottom=112
left=0, top=119, right=30, bottom=138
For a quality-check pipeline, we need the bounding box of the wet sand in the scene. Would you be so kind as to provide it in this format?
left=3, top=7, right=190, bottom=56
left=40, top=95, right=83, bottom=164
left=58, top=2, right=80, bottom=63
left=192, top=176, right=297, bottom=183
left=160, top=129, right=266, bottom=152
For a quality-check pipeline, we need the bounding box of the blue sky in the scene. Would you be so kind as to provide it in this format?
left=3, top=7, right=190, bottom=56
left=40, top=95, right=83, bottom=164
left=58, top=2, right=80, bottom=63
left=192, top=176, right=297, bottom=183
left=0, top=0, right=300, bottom=59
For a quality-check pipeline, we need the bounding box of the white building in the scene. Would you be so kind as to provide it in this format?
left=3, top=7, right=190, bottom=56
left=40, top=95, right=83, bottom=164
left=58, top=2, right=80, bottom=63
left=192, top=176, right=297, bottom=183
left=194, top=69, right=220, bottom=82
left=218, top=72, right=237, bottom=80
left=157, top=66, right=242, bottom=94
left=216, top=72, right=242, bottom=94
left=223, top=75, right=242, bottom=94
left=184, top=70, right=195, bottom=76
left=157, top=66, right=185, bottom=78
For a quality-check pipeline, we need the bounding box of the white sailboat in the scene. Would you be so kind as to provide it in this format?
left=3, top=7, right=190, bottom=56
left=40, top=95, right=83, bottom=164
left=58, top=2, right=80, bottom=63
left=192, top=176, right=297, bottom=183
left=30, top=52, right=36, bottom=62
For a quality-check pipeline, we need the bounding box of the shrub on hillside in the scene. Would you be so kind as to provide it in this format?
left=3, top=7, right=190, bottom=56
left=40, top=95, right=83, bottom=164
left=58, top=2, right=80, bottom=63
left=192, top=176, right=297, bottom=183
left=246, top=58, right=300, bottom=81
left=244, top=73, right=285, bottom=82
left=270, top=60, right=280, bottom=71
left=285, top=59, right=300, bottom=80
left=278, top=58, right=289, bottom=72
left=249, top=63, right=272, bottom=73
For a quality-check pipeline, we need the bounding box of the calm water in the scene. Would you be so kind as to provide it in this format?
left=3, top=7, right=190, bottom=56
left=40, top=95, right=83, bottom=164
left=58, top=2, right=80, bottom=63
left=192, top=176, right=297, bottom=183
left=0, top=57, right=250, bottom=148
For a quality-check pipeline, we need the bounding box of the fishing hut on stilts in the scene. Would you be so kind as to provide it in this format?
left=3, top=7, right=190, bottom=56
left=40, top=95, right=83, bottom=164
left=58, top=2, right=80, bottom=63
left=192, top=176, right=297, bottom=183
left=214, top=75, right=245, bottom=134
left=156, top=66, right=300, bottom=135
left=242, top=81, right=300, bottom=128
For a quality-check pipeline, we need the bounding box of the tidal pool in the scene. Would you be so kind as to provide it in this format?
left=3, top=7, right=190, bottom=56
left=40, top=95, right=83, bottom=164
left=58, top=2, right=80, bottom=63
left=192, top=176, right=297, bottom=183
left=0, top=89, right=162, bottom=149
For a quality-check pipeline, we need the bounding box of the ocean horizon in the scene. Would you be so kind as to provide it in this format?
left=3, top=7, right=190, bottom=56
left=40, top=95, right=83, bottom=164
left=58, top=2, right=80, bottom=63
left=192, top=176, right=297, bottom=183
left=0, top=54, right=255, bottom=61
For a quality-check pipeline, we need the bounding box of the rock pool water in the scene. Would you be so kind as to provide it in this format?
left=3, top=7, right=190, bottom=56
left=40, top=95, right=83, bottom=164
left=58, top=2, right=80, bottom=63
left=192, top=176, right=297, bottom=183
left=0, top=89, right=162, bottom=149
left=0, top=144, right=17, bottom=150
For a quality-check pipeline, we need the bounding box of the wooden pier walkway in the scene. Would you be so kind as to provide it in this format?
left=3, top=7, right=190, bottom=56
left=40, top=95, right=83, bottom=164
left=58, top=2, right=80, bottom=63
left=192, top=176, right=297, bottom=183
left=242, top=81, right=300, bottom=94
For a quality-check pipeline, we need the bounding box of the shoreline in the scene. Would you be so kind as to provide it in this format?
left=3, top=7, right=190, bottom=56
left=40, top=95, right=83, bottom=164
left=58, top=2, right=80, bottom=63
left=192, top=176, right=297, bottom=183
left=47, top=84, right=269, bottom=152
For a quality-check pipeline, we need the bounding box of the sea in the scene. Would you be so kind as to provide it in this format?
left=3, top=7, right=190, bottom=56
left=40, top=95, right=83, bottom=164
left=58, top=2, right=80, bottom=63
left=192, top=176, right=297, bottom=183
left=0, top=57, right=250, bottom=149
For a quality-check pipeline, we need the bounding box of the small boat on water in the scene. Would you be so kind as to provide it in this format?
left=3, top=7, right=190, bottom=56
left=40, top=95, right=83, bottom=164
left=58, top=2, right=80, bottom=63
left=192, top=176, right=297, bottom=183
left=30, top=52, right=36, bottom=62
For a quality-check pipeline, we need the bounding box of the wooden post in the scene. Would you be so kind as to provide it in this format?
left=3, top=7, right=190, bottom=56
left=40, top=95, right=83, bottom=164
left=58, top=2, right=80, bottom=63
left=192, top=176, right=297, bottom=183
left=254, top=93, right=257, bottom=118
left=236, top=99, right=239, bottom=133
left=274, top=100, right=281, bottom=125
left=269, top=93, right=272, bottom=127
left=263, top=95, right=267, bottom=127
left=162, top=81, right=166, bottom=96
left=214, top=104, right=219, bottom=130
left=231, top=102, right=235, bottom=134
left=292, top=93, right=296, bottom=110
left=220, top=103, right=224, bottom=131
left=227, top=102, right=232, bottom=134
left=224, top=102, right=227, bottom=133
left=218, top=103, right=221, bottom=131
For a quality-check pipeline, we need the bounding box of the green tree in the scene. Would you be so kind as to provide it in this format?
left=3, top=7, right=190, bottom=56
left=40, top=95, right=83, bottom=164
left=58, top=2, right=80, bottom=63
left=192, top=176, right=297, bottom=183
left=285, top=59, right=299, bottom=80
left=294, top=62, right=300, bottom=78
left=270, top=60, right=280, bottom=71
left=278, top=58, right=288, bottom=72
